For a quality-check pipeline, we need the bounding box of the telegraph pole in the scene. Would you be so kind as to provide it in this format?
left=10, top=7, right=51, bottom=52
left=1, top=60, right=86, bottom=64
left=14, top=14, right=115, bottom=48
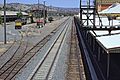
left=43, top=1, right=46, bottom=25
left=4, top=0, right=7, bottom=44
left=38, top=0, right=40, bottom=20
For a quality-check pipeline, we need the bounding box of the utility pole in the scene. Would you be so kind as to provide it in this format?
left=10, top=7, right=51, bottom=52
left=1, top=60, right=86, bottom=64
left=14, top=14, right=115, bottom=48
left=43, top=1, right=46, bottom=25
left=101, top=0, right=102, bottom=11
left=80, top=0, right=82, bottom=26
left=49, top=5, right=52, bottom=16
left=38, top=0, right=40, bottom=20
left=4, top=0, right=7, bottom=44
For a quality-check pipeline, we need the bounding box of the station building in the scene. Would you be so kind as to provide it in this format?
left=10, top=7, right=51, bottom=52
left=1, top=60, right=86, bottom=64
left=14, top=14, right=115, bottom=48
left=96, top=0, right=120, bottom=11
left=0, top=11, right=28, bottom=22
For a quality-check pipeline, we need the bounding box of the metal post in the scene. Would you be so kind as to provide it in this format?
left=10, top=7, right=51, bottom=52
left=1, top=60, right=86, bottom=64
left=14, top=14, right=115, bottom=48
left=80, top=0, right=81, bottom=9
left=87, top=0, right=89, bottom=26
left=98, top=47, right=101, bottom=61
left=43, top=1, right=46, bottom=25
left=107, top=53, right=110, bottom=80
left=89, top=0, right=90, bottom=7
left=80, top=0, right=82, bottom=27
left=112, top=19, right=113, bottom=26
left=93, top=0, right=96, bottom=28
left=4, top=0, right=7, bottom=44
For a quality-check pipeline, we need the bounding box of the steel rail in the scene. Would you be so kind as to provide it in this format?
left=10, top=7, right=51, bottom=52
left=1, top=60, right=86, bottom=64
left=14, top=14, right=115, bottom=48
left=30, top=18, right=71, bottom=80
left=0, top=18, right=70, bottom=80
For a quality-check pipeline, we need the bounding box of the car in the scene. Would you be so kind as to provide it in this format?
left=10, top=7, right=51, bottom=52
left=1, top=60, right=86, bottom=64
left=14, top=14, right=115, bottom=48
left=21, top=18, right=27, bottom=25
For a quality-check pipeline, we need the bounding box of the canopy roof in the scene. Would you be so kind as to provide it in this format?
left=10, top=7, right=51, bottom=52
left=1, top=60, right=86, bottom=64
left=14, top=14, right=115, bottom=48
left=90, top=17, right=120, bottom=49
left=99, top=3, right=120, bottom=16
left=96, top=0, right=120, bottom=4
left=0, top=11, right=28, bottom=16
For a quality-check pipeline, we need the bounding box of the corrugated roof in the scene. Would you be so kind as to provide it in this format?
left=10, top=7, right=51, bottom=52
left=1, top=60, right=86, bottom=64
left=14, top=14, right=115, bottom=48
left=96, top=34, right=120, bottom=49
left=89, top=17, right=120, bottom=49
left=0, top=11, right=28, bottom=16
left=99, top=3, right=120, bottom=15
left=96, top=0, right=120, bottom=4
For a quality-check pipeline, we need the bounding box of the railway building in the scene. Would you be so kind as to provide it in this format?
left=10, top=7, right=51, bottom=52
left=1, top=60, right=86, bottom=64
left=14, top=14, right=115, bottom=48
left=0, top=11, right=28, bottom=22
left=96, top=0, right=120, bottom=11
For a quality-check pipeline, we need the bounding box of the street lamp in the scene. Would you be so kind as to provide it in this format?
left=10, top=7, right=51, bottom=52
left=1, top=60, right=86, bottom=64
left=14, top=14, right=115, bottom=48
left=4, top=0, right=7, bottom=44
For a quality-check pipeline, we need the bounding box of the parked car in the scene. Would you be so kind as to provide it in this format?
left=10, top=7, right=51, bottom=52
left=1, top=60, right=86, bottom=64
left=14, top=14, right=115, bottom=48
left=21, top=18, right=27, bottom=25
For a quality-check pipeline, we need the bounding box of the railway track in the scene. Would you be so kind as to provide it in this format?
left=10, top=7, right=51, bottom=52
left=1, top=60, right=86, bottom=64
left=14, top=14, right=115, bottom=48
left=0, top=17, right=70, bottom=80
left=0, top=29, right=30, bottom=80
left=66, top=21, right=86, bottom=80
left=0, top=30, right=26, bottom=69
left=29, top=17, right=72, bottom=80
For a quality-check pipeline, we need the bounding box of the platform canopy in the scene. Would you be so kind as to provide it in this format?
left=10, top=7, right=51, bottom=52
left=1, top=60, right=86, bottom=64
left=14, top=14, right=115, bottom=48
left=96, top=0, right=120, bottom=4
left=99, top=3, right=120, bottom=16
left=0, top=11, right=28, bottom=16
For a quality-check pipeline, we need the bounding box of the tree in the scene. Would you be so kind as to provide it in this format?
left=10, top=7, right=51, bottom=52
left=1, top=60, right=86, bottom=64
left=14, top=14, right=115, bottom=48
left=0, top=15, right=3, bottom=24
left=0, top=7, right=2, bottom=10
left=28, top=13, right=34, bottom=23
left=17, top=12, right=23, bottom=19
left=30, top=14, right=34, bottom=23
left=48, top=17, right=53, bottom=23
left=9, top=7, right=16, bottom=11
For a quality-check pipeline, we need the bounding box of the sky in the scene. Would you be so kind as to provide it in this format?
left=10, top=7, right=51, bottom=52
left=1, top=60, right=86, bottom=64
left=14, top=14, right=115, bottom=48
left=1, top=0, right=80, bottom=8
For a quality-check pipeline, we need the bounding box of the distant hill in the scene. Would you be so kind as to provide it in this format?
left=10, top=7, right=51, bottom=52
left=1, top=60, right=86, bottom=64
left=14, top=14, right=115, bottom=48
left=0, top=3, right=79, bottom=13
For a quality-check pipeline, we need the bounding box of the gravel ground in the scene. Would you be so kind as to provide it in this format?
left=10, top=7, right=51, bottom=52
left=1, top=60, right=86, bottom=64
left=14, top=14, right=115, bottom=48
left=0, top=17, right=73, bottom=80
left=14, top=18, right=68, bottom=80
left=0, top=17, right=68, bottom=56
left=1, top=17, right=69, bottom=80
left=48, top=18, right=72, bottom=80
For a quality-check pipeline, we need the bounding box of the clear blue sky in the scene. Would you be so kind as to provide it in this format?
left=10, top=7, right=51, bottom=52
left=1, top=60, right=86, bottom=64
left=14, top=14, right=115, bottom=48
left=1, top=0, right=80, bottom=8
